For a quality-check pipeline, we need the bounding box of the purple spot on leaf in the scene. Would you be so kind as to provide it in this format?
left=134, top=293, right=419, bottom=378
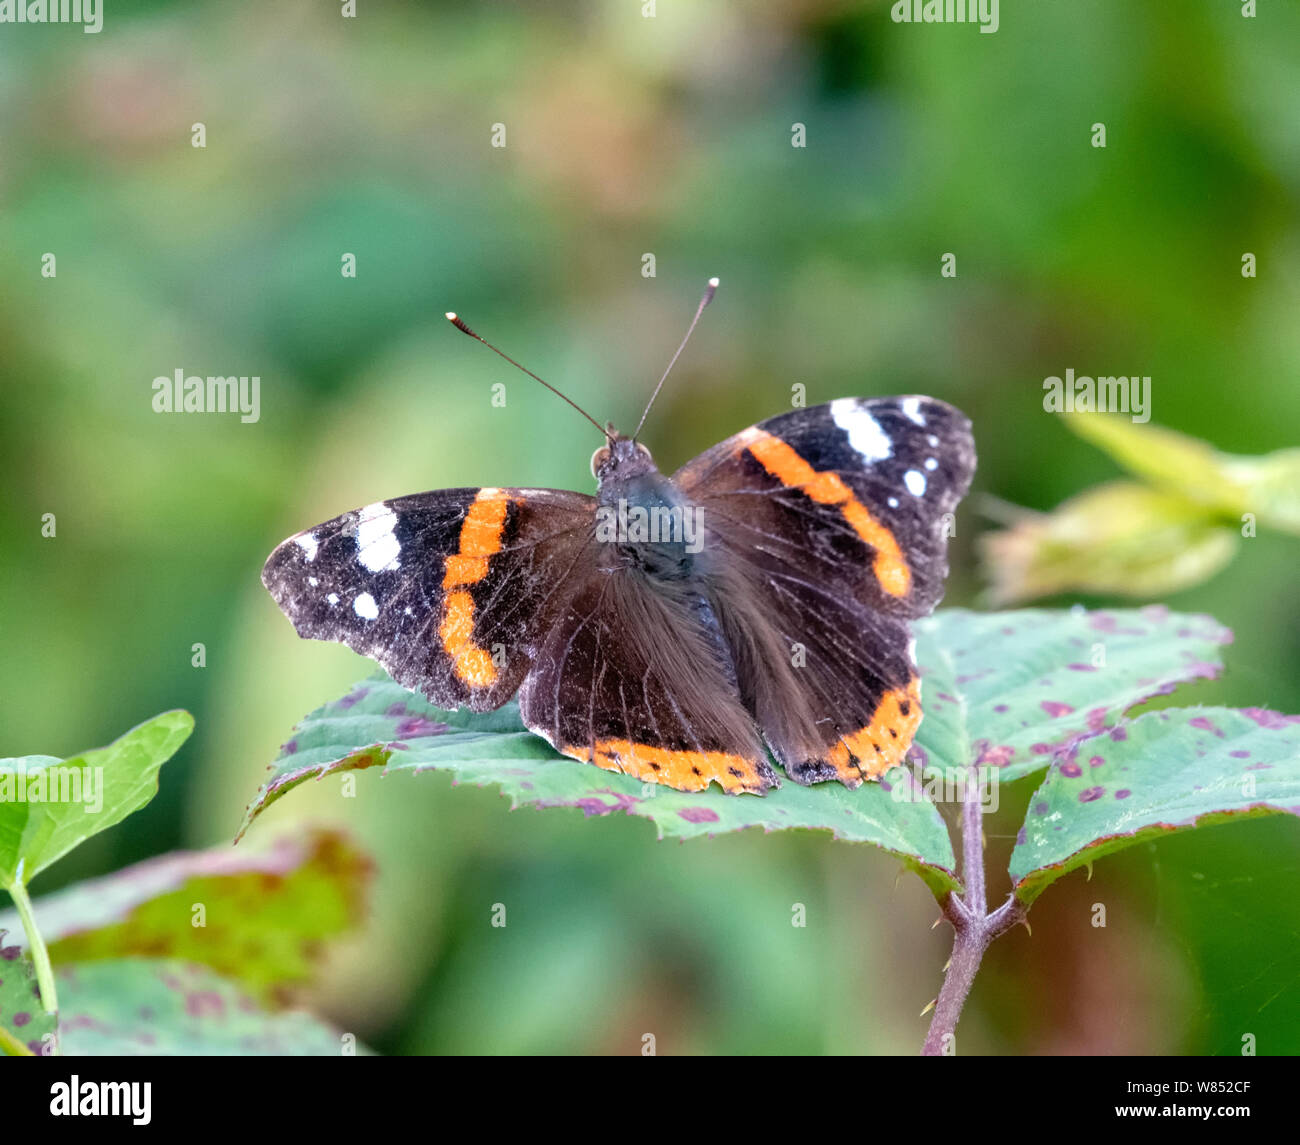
left=185, top=991, right=225, bottom=1019
left=1241, top=708, right=1300, bottom=729
left=678, top=807, right=720, bottom=824
left=1078, top=786, right=1104, bottom=803
left=1182, top=660, right=1220, bottom=681
left=1041, top=701, right=1075, bottom=718
left=395, top=715, right=449, bottom=738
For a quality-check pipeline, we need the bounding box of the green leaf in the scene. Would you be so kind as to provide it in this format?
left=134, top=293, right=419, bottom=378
left=56, top=959, right=365, bottom=1056
left=1065, top=413, right=1300, bottom=535
left=0, top=829, right=369, bottom=1005
left=0, top=712, right=194, bottom=889
left=1010, top=707, right=1300, bottom=904
left=911, top=607, right=1231, bottom=783
left=979, top=481, right=1238, bottom=604
left=240, top=676, right=961, bottom=896
left=0, top=931, right=56, bottom=1055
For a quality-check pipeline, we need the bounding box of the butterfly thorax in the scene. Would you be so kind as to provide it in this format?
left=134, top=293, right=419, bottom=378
left=593, top=435, right=702, bottom=582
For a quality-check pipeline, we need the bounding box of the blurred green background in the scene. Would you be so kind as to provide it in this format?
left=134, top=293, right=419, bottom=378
left=2, top=0, right=1298, bottom=1054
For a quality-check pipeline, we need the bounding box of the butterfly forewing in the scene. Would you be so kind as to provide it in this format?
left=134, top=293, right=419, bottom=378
left=262, top=487, right=596, bottom=712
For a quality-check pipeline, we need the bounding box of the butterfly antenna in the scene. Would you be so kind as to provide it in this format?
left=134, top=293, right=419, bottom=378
left=633, top=276, right=719, bottom=441
left=445, top=312, right=608, bottom=438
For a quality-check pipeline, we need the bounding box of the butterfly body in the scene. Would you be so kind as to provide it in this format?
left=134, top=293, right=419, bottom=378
left=264, top=396, right=975, bottom=796
left=593, top=436, right=702, bottom=582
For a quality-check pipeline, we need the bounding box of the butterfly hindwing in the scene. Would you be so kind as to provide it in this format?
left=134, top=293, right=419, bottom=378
left=676, top=396, right=975, bottom=786
left=517, top=563, right=779, bottom=794
left=262, top=487, right=595, bottom=712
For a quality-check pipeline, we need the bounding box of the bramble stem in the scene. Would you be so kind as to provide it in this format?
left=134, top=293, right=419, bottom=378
left=920, top=765, right=1025, bottom=1055
left=0, top=1025, right=34, bottom=1056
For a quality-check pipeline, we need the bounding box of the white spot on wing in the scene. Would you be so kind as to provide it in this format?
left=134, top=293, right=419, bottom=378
left=308, top=576, right=318, bottom=586
left=327, top=593, right=339, bottom=605
left=294, top=533, right=319, bottom=561
left=904, top=470, right=927, bottom=497
left=356, top=501, right=401, bottom=573
left=830, top=399, right=891, bottom=461
left=888, top=496, right=899, bottom=509
left=901, top=398, right=926, bottom=426
left=353, top=592, right=379, bottom=620
left=924, top=457, right=938, bottom=471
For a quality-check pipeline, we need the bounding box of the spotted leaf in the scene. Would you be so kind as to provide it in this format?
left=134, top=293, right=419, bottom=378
left=911, top=606, right=1231, bottom=784
left=240, top=674, right=961, bottom=897
left=1010, top=707, right=1300, bottom=904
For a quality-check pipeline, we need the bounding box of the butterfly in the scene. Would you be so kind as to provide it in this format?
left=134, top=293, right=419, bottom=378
left=262, top=280, right=975, bottom=795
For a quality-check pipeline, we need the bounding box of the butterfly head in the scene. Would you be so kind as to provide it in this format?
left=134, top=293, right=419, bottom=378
left=591, top=429, right=656, bottom=482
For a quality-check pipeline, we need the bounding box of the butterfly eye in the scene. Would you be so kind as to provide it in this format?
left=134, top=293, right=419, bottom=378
left=635, top=442, right=653, bottom=462
left=590, top=446, right=611, bottom=478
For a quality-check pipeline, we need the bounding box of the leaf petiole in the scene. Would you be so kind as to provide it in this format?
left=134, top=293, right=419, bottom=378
left=6, top=865, right=60, bottom=1023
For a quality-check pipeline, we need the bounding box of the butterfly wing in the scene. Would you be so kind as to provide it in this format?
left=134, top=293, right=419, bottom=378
left=262, top=487, right=596, bottom=712
left=675, top=396, right=975, bottom=786
left=517, top=562, right=779, bottom=795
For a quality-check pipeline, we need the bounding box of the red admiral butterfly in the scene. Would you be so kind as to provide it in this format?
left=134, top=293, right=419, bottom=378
left=263, top=280, right=975, bottom=795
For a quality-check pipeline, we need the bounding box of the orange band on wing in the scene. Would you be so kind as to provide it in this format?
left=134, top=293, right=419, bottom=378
left=439, top=490, right=514, bottom=686
left=561, top=739, right=769, bottom=794
left=745, top=430, right=911, bottom=597
left=826, top=677, right=923, bottom=782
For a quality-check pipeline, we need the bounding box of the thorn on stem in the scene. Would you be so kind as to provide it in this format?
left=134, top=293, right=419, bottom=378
left=919, top=998, right=937, bottom=1018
